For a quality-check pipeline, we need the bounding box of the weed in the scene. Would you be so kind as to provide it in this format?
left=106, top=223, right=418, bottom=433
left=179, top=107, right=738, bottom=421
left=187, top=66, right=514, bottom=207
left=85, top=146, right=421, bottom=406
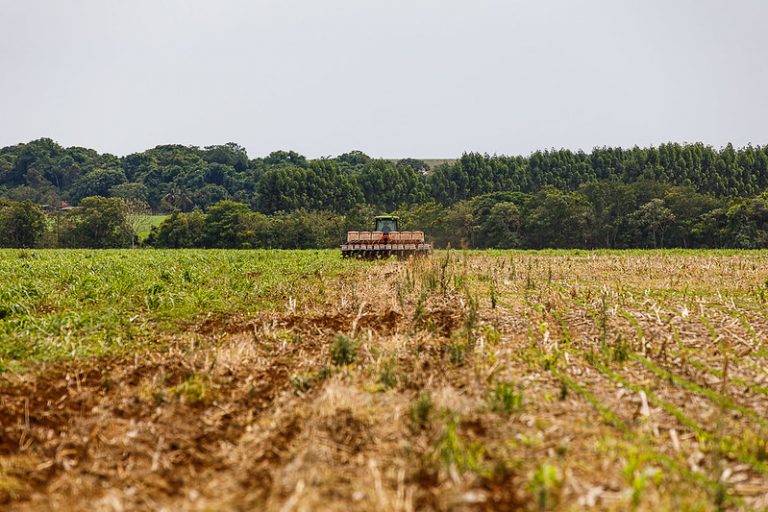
left=413, top=289, right=428, bottom=325
left=171, top=374, right=212, bottom=405
left=378, top=355, right=399, bottom=389
left=290, top=368, right=331, bottom=394
left=331, top=334, right=358, bottom=366
left=584, top=349, right=599, bottom=366
left=410, top=391, right=433, bottom=430
left=525, top=260, right=535, bottom=290
left=488, top=381, right=523, bottom=415
left=529, top=463, right=561, bottom=511
left=613, top=334, right=630, bottom=362
left=439, top=250, right=451, bottom=295
left=483, top=325, right=501, bottom=346
left=464, top=289, right=479, bottom=342
left=623, top=450, right=662, bottom=509
left=437, top=418, right=484, bottom=473
left=447, top=340, right=466, bottom=366
left=599, top=292, right=609, bottom=347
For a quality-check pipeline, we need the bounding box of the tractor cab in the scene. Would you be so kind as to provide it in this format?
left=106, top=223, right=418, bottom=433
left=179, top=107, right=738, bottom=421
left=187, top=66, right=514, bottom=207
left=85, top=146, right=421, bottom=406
left=375, top=215, right=399, bottom=234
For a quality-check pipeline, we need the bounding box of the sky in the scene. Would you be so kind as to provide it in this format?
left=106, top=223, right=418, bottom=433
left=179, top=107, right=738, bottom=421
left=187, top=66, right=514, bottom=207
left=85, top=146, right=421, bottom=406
left=0, top=0, right=766, bottom=159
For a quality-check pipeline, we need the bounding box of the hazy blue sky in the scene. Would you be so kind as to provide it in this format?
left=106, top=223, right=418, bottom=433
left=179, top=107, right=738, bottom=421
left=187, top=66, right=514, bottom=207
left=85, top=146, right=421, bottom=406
left=1, top=0, right=766, bottom=158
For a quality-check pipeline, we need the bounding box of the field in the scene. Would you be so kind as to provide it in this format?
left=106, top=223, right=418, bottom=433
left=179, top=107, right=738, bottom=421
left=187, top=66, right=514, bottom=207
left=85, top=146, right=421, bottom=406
left=129, top=215, right=170, bottom=242
left=1, top=249, right=768, bottom=511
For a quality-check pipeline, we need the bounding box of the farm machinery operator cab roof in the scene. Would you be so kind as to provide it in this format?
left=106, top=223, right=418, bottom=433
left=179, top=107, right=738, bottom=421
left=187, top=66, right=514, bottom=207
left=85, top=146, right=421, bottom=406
left=374, top=215, right=398, bottom=234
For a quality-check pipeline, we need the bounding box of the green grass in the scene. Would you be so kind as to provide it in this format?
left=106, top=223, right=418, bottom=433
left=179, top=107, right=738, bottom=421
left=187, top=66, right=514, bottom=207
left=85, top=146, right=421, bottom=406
left=130, top=214, right=169, bottom=242
left=0, top=249, right=369, bottom=370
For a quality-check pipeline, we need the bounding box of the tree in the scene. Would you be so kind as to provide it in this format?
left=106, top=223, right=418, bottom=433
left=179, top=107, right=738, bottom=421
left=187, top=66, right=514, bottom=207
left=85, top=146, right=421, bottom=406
left=60, top=196, right=132, bottom=248
left=661, top=187, right=722, bottom=247
left=69, top=169, right=127, bottom=203
left=256, top=160, right=363, bottom=214
left=336, top=150, right=371, bottom=170
left=146, top=211, right=206, bottom=248
left=203, top=200, right=256, bottom=248
left=478, top=202, right=521, bottom=248
left=161, top=183, right=195, bottom=212
left=122, top=199, right=153, bottom=248
left=630, top=199, right=677, bottom=248
left=356, top=160, right=427, bottom=211
left=193, top=184, right=229, bottom=210
left=203, top=143, right=249, bottom=172
left=525, top=188, right=593, bottom=248
left=396, top=158, right=429, bottom=174
left=264, top=150, right=308, bottom=168
left=0, top=200, right=46, bottom=248
left=579, top=181, right=638, bottom=248
left=721, top=194, right=768, bottom=248
left=271, top=210, right=345, bottom=249
left=110, top=182, right=149, bottom=203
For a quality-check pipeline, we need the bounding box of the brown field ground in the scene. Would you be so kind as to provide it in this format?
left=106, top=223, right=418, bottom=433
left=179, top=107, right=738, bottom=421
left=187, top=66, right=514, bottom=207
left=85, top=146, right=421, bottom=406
left=2, top=251, right=768, bottom=511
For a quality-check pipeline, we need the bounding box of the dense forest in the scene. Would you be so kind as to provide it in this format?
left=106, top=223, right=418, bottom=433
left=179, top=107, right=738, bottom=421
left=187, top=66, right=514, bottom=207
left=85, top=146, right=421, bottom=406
left=1, top=138, right=768, bottom=249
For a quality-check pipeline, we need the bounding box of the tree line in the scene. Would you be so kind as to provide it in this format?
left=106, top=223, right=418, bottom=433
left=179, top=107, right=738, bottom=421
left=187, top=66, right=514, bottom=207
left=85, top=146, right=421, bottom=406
left=1, top=138, right=768, bottom=249
left=3, top=139, right=768, bottom=212
left=3, top=183, right=768, bottom=250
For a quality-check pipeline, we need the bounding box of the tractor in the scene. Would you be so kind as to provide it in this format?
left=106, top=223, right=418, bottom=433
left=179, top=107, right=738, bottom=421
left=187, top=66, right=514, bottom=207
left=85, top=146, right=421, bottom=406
left=341, top=215, right=432, bottom=259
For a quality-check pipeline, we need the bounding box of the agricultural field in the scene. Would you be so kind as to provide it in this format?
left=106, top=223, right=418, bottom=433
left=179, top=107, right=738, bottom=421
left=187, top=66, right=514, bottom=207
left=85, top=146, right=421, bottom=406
left=1, top=249, right=768, bottom=511
left=129, top=215, right=170, bottom=242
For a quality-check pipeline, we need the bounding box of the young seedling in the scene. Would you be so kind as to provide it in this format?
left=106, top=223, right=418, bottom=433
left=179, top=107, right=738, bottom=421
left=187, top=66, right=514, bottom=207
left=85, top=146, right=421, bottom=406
left=410, top=391, right=433, bottom=431
left=378, top=355, right=399, bottom=390
left=437, top=418, right=484, bottom=474
left=487, top=381, right=523, bottom=415
left=331, top=334, right=358, bottom=366
left=528, top=463, right=561, bottom=511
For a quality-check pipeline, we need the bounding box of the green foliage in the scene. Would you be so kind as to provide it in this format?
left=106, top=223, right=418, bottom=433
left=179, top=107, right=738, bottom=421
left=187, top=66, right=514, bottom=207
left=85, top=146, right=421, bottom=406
left=331, top=334, right=358, bottom=366
left=256, top=159, right=362, bottom=214
left=378, top=355, right=399, bottom=389
left=447, top=341, right=466, bottom=366
left=529, top=463, right=562, bottom=510
left=146, top=211, right=204, bottom=248
left=525, top=187, right=593, bottom=249
left=630, top=198, right=676, bottom=248
left=171, top=373, right=212, bottom=405
left=487, top=381, right=524, bottom=415
left=0, top=200, right=46, bottom=248
left=146, top=207, right=352, bottom=250
left=60, top=196, right=132, bottom=248
left=612, top=335, right=630, bottom=363
left=622, top=450, right=663, bottom=509
left=4, top=138, right=768, bottom=249
left=437, top=418, right=485, bottom=473
left=70, top=169, right=127, bottom=203
left=290, top=367, right=332, bottom=394
left=203, top=200, right=257, bottom=248
left=0, top=249, right=364, bottom=367
left=410, top=391, right=433, bottom=430
left=356, top=159, right=427, bottom=210
left=477, top=202, right=521, bottom=248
